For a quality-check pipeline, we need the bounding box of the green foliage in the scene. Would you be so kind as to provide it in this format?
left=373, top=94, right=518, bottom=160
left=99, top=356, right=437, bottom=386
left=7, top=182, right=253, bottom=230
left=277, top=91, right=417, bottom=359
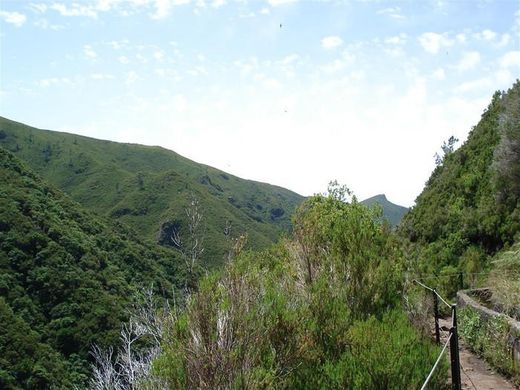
left=492, top=81, right=520, bottom=208
left=293, top=192, right=403, bottom=317
left=399, top=81, right=520, bottom=276
left=0, top=148, right=184, bottom=388
left=459, top=306, right=520, bottom=385
left=0, top=117, right=303, bottom=268
left=0, top=297, right=73, bottom=389
left=488, top=241, right=520, bottom=320
left=321, top=310, right=448, bottom=389
left=154, top=192, right=447, bottom=388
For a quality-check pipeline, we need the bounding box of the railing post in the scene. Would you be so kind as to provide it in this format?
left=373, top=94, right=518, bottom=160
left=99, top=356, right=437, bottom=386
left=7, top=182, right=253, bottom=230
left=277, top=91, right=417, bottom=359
left=433, top=289, right=440, bottom=345
left=450, top=304, right=461, bottom=390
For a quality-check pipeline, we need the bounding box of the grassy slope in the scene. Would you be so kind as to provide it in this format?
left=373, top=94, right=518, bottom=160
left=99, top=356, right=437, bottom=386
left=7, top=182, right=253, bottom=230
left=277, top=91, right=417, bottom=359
left=0, top=117, right=304, bottom=267
left=360, top=194, right=408, bottom=227
left=0, top=147, right=185, bottom=388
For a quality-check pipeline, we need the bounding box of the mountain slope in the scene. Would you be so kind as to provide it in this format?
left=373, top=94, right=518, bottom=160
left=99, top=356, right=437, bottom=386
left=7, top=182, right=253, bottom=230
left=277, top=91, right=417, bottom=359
left=399, top=81, right=520, bottom=274
left=360, top=194, right=408, bottom=226
left=0, top=117, right=304, bottom=267
left=0, top=148, right=184, bottom=388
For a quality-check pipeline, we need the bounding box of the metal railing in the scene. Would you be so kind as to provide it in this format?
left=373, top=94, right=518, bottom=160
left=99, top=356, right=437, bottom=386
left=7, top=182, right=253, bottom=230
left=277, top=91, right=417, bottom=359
left=413, top=279, right=462, bottom=390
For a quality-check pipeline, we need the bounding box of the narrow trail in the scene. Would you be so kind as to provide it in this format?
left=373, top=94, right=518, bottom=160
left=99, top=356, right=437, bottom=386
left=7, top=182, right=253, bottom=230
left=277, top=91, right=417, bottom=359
left=438, top=317, right=517, bottom=390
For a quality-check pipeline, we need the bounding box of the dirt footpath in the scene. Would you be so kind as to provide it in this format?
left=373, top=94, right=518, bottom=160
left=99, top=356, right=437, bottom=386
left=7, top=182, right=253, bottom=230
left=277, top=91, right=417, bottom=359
left=438, top=317, right=517, bottom=389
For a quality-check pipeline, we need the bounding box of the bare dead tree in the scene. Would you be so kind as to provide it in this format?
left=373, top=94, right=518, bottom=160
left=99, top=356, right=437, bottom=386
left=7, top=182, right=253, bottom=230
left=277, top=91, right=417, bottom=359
left=90, top=345, right=123, bottom=390
left=89, top=288, right=169, bottom=390
left=171, top=194, right=205, bottom=292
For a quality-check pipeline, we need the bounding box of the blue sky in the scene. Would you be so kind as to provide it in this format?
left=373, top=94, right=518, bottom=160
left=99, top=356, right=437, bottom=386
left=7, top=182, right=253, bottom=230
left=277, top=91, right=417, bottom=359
left=1, top=0, right=519, bottom=206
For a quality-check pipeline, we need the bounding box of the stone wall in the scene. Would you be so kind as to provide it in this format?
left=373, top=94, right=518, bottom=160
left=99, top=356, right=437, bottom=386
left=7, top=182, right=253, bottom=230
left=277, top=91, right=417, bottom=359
left=457, top=289, right=520, bottom=369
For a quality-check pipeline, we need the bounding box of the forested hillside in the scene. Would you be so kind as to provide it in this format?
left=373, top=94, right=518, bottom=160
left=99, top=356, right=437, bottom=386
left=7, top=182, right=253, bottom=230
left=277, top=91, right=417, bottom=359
left=0, top=118, right=304, bottom=268
left=0, top=148, right=185, bottom=388
left=399, top=81, right=520, bottom=276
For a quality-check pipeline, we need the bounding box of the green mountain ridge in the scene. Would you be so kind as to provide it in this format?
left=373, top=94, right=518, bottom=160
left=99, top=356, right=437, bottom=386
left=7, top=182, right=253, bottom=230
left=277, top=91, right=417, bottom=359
left=0, top=117, right=304, bottom=268
left=0, top=148, right=185, bottom=388
left=360, top=194, right=408, bottom=227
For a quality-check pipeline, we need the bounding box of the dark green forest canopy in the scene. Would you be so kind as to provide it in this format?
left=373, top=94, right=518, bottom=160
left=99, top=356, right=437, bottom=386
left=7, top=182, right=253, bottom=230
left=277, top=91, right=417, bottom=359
left=0, top=148, right=184, bottom=388
left=0, top=117, right=304, bottom=268
left=399, top=81, right=520, bottom=273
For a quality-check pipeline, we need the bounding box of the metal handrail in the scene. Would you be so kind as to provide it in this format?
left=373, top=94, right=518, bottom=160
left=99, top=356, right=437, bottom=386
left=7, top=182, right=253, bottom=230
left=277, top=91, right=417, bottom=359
left=413, top=279, right=452, bottom=309
left=420, top=331, right=452, bottom=390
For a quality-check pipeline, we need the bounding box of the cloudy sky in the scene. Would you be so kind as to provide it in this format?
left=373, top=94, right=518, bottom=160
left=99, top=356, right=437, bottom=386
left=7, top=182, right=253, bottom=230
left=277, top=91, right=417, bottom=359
left=1, top=0, right=519, bottom=206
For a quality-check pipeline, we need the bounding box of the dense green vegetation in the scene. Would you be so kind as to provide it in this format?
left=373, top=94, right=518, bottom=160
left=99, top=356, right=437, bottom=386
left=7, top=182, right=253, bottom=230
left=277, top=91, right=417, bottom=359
left=0, top=117, right=303, bottom=268
left=488, top=241, right=520, bottom=320
left=151, top=187, right=447, bottom=389
left=399, top=81, right=520, bottom=280
left=360, top=194, right=408, bottom=227
left=0, top=148, right=185, bottom=388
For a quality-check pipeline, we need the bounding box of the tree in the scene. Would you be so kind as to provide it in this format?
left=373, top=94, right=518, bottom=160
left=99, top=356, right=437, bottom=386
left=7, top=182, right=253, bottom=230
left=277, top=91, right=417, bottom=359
left=434, top=135, right=459, bottom=166
left=171, top=194, right=205, bottom=293
left=89, top=289, right=169, bottom=390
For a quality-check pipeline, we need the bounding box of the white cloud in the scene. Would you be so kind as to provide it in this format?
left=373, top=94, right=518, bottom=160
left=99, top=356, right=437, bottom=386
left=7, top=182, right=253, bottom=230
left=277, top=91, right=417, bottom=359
left=96, top=0, right=124, bottom=12
left=418, top=32, right=454, bottom=54
left=500, top=51, right=520, bottom=68
left=211, top=0, right=226, bottom=8
left=384, top=33, right=407, bottom=45
left=455, top=51, right=480, bottom=71
left=91, top=73, right=114, bottom=80
left=173, top=94, right=187, bottom=111
left=83, top=45, right=98, bottom=59
left=37, top=77, right=73, bottom=88
left=126, top=71, right=139, bottom=84
left=50, top=3, right=98, bottom=18
left=34, top=18, right=64, bottom=30
left=151, top=0, right=190, bottom=19
left=106, top=39, right=129, bottom=50
left=454, top=78, right=492, bottom=94
left=29, top=3, right=48, bottom=13
left=481, top=29, right=496, bottom=41
left=187, top=65, right=208, bottom=76
left=320, top=59, right=346, bottom=73
left=260, top=7, right=270, bottom=14
left=377, top=7, right=405, bottom=20
left=321, top=35, right=343, bottom=50
left=239, top=11, right=255, bottom=18
left=281, top=54, right=299, bottom=65
left=432, top=68, right=446, bottom=80
left=498, top=34, right=511, bottom=47
left=136, top=53, right=148, bottom=63
left=267, top=0, right=298, bottom=6
left=496, top=69, right=512, bottom=85
left=0, top=10, right=27, bottom=27
left=154, top=50, right=165, bottom=61
left=473, top=30, right=511, bottom=47
left=118, top=55, right=130, bottom=64
left=456, top=33, right=466, bottom=43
